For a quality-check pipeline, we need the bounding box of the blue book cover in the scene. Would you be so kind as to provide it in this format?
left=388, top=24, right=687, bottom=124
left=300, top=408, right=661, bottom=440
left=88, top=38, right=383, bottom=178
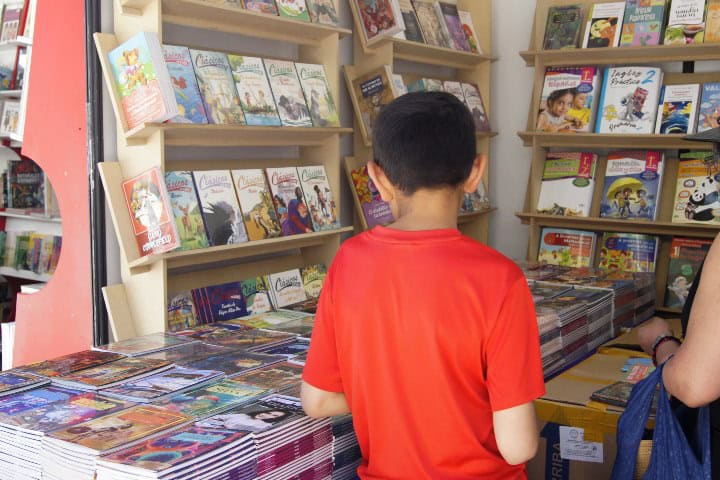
left=165, top=171, right=210, bottom=251
left=598, top=232, right=659, bottom=273
left=697, top=82, right=720, bottom=133
left=600, top=151, right=664, bottom=220
left=192, top=281, right=249, bottom=323
left=0, top=386, right=82, bottom=416
left=162, top=45, right=208, bottom=124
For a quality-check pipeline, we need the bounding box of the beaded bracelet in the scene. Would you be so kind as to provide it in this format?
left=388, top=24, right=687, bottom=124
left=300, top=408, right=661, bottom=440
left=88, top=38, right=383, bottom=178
left=651, top=335, right=681, bottom=367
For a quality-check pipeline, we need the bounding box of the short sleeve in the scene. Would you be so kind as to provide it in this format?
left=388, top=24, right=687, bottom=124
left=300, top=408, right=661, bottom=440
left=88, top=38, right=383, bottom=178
left=485, top=276, right=545, bottom=411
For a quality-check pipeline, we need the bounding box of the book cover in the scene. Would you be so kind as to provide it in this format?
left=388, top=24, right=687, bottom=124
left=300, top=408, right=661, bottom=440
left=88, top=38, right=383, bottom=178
left=234, top=361, right=304, bottom=391
left=537, top=227, right=597, bottom=268
left=193, top=170, right=248, bottom=245
left=350, top=65, right=397, bottom=143
left=122, top=166, right=180, bottom=256
left=671, top=156, right=720, bottom=224
left=164, top=171, right=210, bottom=251
left=392, top=73, right=408, bottom=95
left=162, top=45, right=208, bottom=124
left=406, top=77, right=443, bottom=92
left=0, top=386, right=82, bottom=417
left=244, top=0, right=279, bottom=14
left=412, top=0, right=451, bottom=47
left=12, top=45, right=26, bottom=90
left=461, top=82, right=491, bottom=132
left=139, top=342, right=230, bottom=362
left=536, top=66, right=602, bottom=133
left=301, top=263, right=327, bottom=298
left=264, top=58, right=312, bottom=127
left=306, top=0, right=339, bottom=25
left=20, top=350, right=125, bottom=378
left=590, top=381, right=636, bottom=407
left=256, top=338, right=311, bottom=358
left=268, top=268, right=308, bottom=307
left=276, top=0, right=310, bottom=21
left=543, top=4, right=584, bottom=50
left=461, top=181, right=490, bottom=213
left=297, top=165, right=340, bottom=231
left=655, top=83, right=701, bottom=134
left=192, top=281, right=249, bottom=323
left=0, top=3, right=22, bottom=43
left=227, top=55, right=282, bottom=127
left=167, top=291, right=198, bottom=331
left=697, top=81, right=720, bottom=132
left=101, top=366, right=223, bottom=402
left=94, top=332, right=195, bottom=356
left=200, top=328, right=294, bottom=350
left=189, top=49, right=246, bottom=125
left=620, top=0, right=667, bottom=46
left=398, top=0, right=425, bottom=42
left=598, top=232, right=659, bottom=272
left=350, top=164, right=394, bottom=228
left=54, top=357, right=173, bottom=389
left=266, top=167, right=314, bottom=235
left=664, top=0, right=706, bottom=44
left=237, top=310, right=313, bottom=331
left=107, top=32, right=178, bottom=130
left=442, top=80, right=466, bottom=103
left=0, top=371, right=47, bottom=397
left=458, top=10, right=482, bottom=53
left=241, top=276, right=274, bottom=315
left=8, top=157, right=43, bottom=211
left=155, top=379, right=268, bottom=419
left=439, top=2, right=470, bottom=51
left=537, top=152, right=598, bottom=217
left=582, top=2, right=626, bottom=48
left=599, top=150, right=665, bottom=220
left=196, top=394, right=305, bottom=433
left=232, top=169, right=282, bottom=241
left=355, top=0, right=404, bottom=45
left=664, top=236, right=712, bottom=308
left=295, top=62, right=340, bottom=127
left=0, top=47, right=19, bottom=91
left=0, top=99, right=19, bottom=136
left=596, top=66, right=663, bottom=134
left=706, top=0, right=720, bottom=41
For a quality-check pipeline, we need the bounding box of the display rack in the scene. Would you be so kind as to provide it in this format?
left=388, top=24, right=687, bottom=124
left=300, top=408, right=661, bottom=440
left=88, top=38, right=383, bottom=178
left=95, top=0, right=351, bottom=338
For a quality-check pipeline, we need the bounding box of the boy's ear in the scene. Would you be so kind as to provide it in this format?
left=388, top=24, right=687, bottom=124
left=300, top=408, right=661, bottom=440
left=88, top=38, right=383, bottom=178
left=367, top=160, right=395, bottom=203
left=463, top=154, right=487, bottom=194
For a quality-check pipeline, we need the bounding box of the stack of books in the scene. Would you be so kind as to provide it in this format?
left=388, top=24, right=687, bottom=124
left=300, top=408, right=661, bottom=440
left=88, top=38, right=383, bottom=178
left=535, top=305, right=563, bottom=378
left=233, top=361, right=305, bottom=396
left=331, top=415, right=362, bottom=480
left=93, top=332, right=199, bottom=356
left=561, top=288, right=614, bottom=352
left=50, top=357, right=174, bottom=391
left=181, top=350, right=286, bottom=377
left=536, top=295, right=589, bottom=371
left=100, top=366, right=225, bottom=403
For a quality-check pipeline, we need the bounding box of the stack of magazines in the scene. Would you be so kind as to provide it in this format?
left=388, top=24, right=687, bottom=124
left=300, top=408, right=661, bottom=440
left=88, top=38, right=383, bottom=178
left=101, top=366, right=225, bottom=403
left=92, top=332, right=199, bottom=356
left=51, top=357, right=174, bottom=391
left=181, top=350, right=285, bottom=377
left=331, top=415, right=361, bottom=480
left=233, top=361, right=305, bottom=396
left=569, top=288, right=614, bottom=351
left=536, top=295, right=589, bottom=368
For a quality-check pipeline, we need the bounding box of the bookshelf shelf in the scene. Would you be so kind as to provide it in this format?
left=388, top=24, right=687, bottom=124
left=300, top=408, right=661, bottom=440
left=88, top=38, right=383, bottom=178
left=459, top=208, right=496, bottom=224
left=517, top=131, right=711, bottom=150
left=0, top=37, right=32, bottom=51
left=0, top=90, right=22, bottom=98
left=0, top=267, right=51, bottom=283
left=0, top=211, right=62, bottom=223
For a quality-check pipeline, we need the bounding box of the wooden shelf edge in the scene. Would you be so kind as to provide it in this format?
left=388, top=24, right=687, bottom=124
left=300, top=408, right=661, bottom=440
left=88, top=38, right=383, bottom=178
left=0, top=267, right=51, bottom=282
left=517, top=131, right=712, bottom=150
left=459, top=207, right=496, bottom=224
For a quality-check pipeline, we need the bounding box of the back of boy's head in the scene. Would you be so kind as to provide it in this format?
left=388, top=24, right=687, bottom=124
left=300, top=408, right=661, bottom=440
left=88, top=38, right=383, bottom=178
left=372, top=91, right=476, bottom=194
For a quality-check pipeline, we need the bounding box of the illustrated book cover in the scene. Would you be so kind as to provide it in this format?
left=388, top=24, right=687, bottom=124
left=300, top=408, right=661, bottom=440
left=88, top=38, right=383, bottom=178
left=244, top=0, right=279, bottom=14
left=599, top=150, right=665, bottom=220
left=396, top=0, right=425, bottom=42
left=301, top=263, right=327, bottom=298
left=266, top=167, right=314, bottom=235
left=161, top=44, right=208, bottom=124
left=295, top=62, right=340, bottom=127
left=697, top=81, right=720, bottom=132
left=664, top=0, right=706, bottom=44
left=654, top=83, right=701, bottom=134
left=233, top=361, right=304, bottom=391
left=189, top=49, right=246, bottom=125
left=297, top=165, right=340, bottom=231
left=19, top=350, right=125, bottom=378
left=276, top=0, right=311, bottom=21
left=7, top=157, right=44, bottom=211
left=227, top=55, right=282, bottom=127
left=264, top=58, right=312, bottom=127
left=140, top=342, right=231, bottom=363
left=461, top=181, right=490, bottom=213
left=0, top=46, right=20, bottom=91
left=198, top=328, right=294, bottom=350
left=355, top=0, right=404, bottom=45
left=167, top=291, right=198, bottom=331
left=596, top=66, right=663, bottom=134
left=0, top=386, right=83, bottom=417
left=461, top=82, right=491, bottom=132
left=195, top=394, right=305, bottom=433
left=438, top=1, right=470, bottom=51
left=349, top=64, right=398, bottom=144
left=0, top=371, right=48, bottom=397
left=537, top=227, right=597, bottom=268
left=458, top=10, right=481, bottom=53
left=411, top=0, right=451, bottom=48
left=671, top=156, right=720, bottom=224
left=154, top=379, right=268, bottom=419
left=191, top=280, right=249, bottom=324
left=664, top=236, right=712, bottom=308
left=349, top=164, right=394, bottom=228
left=620, top=0, right=667, bottom=46
left=232, top=168, right=282, bottom=241
left=94, top=332, right=196, bottom=357
left=536, top=66, right=602, bottom=133
left=240, top=276, right=274, bottom=315
left=537, top=152, right=597, bottom=217
left=543, top=4, right=584, bottom=50
left=706, top=0, right=720, bottom=42
left=598, top=232, right=660, bottom=272
left=582, top=2, right=626, bottom=48
left=306, top=0, right=340, bottom=25
left=101, top=366, right=224, bottom=403
left=52, top=357, right=173, bottom=390
left=0, top=3, right=23, bottom=44
left=0, top=99, right=19, bottom=137
left=442, top=80, right=466, bottom=104
left=268, top=268, right=308, bottom=308
left=164, top=170, right=210, bottom=251
left=193, top=170, right=248, bottom=245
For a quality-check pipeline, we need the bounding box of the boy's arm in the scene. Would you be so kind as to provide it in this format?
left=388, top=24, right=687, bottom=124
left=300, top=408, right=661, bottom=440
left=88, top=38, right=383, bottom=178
left=300, top=381, right=350, bottom=418
left=493, top=401, right=539, bottom=465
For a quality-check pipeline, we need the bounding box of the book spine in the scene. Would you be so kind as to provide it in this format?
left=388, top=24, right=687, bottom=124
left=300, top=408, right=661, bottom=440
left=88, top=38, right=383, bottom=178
left=596, top=68, right=611, bottom=133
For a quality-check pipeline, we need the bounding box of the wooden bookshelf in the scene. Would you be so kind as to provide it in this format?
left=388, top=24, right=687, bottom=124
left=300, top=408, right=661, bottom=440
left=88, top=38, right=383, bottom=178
left=0, top=267, right=51, bottom=283
left=517, top=132, right=712, bottom=150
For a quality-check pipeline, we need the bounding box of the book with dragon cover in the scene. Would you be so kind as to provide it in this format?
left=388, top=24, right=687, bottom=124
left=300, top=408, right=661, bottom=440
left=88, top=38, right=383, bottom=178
left=164, top=171, right=209, bottom=251
left=232, top=169, right=282, bottom=241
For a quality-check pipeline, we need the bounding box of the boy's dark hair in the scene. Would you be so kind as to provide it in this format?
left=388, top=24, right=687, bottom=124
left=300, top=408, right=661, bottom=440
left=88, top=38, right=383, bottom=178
left=372, top=91, right=476, bottom=194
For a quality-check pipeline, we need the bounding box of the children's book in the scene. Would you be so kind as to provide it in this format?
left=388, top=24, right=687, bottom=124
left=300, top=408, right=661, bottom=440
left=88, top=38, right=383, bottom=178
left=697, top=81, right=720, bottom=132
left=232, top=169, right=282, bottom=241
left=354, top=0, right=404, bottom=45
left=392, top=73, right=408, bottom=95
left=19, top=350, right=125, bottom=378
left=12, top=45, right=26, bottom=90
left=193, top=170, right=248, bottom=245
left=0, top=386, right=83, bottom=417
left=583, top=2, right=626, bottom=48
left=227, top=55, right=282, bottom=127
left=655, top=83, right=701, bottom=134
left=107, top=32, right=178, bottom=130
left=706, top=0, right=720, bottom=42
left=233, top=361, right=304, bottom=391
left=461, top=181, right=490, bottom=213
left=200, top=328, right=294, bottom=350
left=53, top=357, right=174, bottom=391
left=442, top=80, right=466, bottom=103
left=167, top=291, right=198, bottom=331
left=0, top=99, right=19, bottom=136
left=264, top=58, right=312, bottom=127
left=268, top=268, right=308, bottom=308
left=189, top=49, right=246, bottom=125
left=349, top=164, right=394, bottom=228
left=663, top=0, right=706, bottom=44
left=306, top=0, right=340, bottom=25
left=139, top=342, right=231, bottom=363
left=101, top=366, right=224, bottom=403
left=7, top=157, right=43, bottom=211
left=164, top=171, right=209, bottom=251
left=412, top=0, right=451, bottom=47
left=620, top=0, right=667, bottom=46
left=664, top=236, right=712, bottom=308
left=0, top=47, right=19, bottom=91
left=182, top=351, right=283, bottom=378
left=537, top=66, right=602, bottom=133
left=301, top=263, right=327, bottom=298
left=458, top=10, right=482, bottom=53
left=192, top=281, right=249, bottom=324
left=162, top=45, right=208, bottom=124
left=438, top=2, right=470, bottom=51
left=266, top=167, right=314, bottom=235
left=196, top=394, right=306, bottom=433
left=598, top=232, right=659, bottom=272
left=0, top=371, right=48, bottom=397
left=596, top=66, right=663, bottom=134
left=537, top=227, right=597, bottom=268
left=243, top=0, right=279, bottom=14
left=295, top=62, right=340, bottom=127
left=94, top=332, right=196, bottom=357
left=543, top=4, right=584, bottom=50
left=599, top=150, right=665, bottom=220
left=397, top=0, right=425, bottom=42
left=350, top=65, right=398, bottom=144
left=122, top=166, right=180, bottom=256
left=0, top=3, right=23, bottom=44
left=255, top=338, right=311, bottom=359
left=461, top=82, right=491, bottom=132
left=671, top=156, right=720, bottom=224
left=537, top=152, right=598, bottom=217
left=240, top=276, right=274, bottom=315
left=276, top=0, right=311, bottom=21
left=297, top=165, right=341, bottom=231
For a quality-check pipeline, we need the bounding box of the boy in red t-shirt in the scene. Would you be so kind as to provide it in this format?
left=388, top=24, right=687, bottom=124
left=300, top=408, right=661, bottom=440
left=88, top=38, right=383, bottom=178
left=301, top=92, right=545, bottom=479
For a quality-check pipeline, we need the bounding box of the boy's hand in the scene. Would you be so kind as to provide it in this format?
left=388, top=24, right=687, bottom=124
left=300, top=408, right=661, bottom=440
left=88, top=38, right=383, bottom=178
left=637, top=317, right=674, bottom=355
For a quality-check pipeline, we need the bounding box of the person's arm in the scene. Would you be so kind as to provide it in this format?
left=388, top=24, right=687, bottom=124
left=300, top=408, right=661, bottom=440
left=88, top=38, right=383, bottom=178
left=493, top=401, right=539, bottom=465
left=300, top=381, right=350, bottom=418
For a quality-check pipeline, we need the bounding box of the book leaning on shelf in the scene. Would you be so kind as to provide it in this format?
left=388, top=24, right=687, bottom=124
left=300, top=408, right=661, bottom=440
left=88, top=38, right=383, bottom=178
left=598, top=232, right=659, bottom=273
left=536, top=66, right=602, bottom=133
left=599, top=150, right=664, bottom=220
left=537, top=227, right=596, bottom=268
left=655, top=83, right=700, bottom=134
left=162, top=45, right=208, bottom=124
left=349, top=163, right=394, bottom=228
left=348, top=65, right=399, bottom=145
left=165, top=170, right=210, bottom=251
left=354, top=0, right=404, bottom=46
left=697, top=81, right=720, bottom=132
left=664, top=236, right=712, bottom=309
left=620, top=0, right=667, bottom=46
left=395, top=0, right=425, bottom=42
left=596, top=66, right=663, bottom=134
left=671, top=154, right=720, bottom=224
left=536, top=152, right=597, bottom=217
left=543, top=4, right=584, bottom=50
left=664, top=0, right=706, bottom=45
left=412, top=0, right=450, bottom=48
left=582, top=2, right=626, bottom=48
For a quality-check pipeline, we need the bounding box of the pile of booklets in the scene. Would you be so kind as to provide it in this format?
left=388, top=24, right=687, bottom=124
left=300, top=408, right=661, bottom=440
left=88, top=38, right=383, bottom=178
left=536, top=294, right=589, bottom=376
left=530, top=283, right=571, bottom=378
left=331, top=415, right=361, bottom=480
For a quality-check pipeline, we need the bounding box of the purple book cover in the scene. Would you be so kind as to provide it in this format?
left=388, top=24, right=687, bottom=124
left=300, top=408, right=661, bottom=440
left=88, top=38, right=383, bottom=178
left=439, top=2, right=470, bottom=51
left=192, top=281, right=248, bottom=323
left=350, top=165, right=394, bottom=228
left=0, top=386, right=82, bottom=416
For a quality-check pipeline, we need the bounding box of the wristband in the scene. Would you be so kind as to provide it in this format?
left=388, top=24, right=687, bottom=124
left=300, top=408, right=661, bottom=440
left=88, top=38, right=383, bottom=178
left=651, top=335, right=681, bottom=366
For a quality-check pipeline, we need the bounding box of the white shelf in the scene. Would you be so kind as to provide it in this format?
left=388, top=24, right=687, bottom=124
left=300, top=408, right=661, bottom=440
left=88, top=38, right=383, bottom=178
left=0, top=37, right=32, bottom=50
left=0, top=90, right=21, bottom=98
left=0, top=267, right=50, bottom=282
left=0, top=211, right=61, bottom=223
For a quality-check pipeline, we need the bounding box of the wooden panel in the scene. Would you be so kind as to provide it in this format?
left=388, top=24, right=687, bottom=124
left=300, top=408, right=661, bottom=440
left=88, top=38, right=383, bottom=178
left=102, top=284, right=137, bottom=341
left=517, top=132, right=713, bottom=150
left=522, top=43, right=720, bottom=67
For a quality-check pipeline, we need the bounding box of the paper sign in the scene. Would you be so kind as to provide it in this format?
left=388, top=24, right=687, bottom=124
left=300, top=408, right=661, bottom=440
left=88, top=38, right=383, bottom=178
left=559, top=426, right=604, bottom=463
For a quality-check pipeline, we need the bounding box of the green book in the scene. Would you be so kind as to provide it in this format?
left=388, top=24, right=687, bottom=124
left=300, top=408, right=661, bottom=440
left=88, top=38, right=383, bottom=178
left=276, top=0, right=311, bottom=21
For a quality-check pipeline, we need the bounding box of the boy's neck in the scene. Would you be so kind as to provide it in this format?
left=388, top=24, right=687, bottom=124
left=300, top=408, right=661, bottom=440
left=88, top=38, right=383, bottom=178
left=389, top=188, right=461, bottom=231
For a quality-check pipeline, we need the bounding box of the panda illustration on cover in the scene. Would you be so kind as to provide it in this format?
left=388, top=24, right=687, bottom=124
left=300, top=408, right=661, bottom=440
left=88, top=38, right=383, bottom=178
left=686, top=176, right=720, bottom=221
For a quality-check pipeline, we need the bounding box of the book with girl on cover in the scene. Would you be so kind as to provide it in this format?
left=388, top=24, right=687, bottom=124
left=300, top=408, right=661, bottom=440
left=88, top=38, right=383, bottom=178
left=190, top=49, right=246, bottom=125
left=164, top=170, right=209, bottom=251
left=266, top=167, right=314, bottom=235
left=599, top=150, right=664, bottom=220
left=536, top=66, right=602, bottom=133
left=537, top=152, right=597, bottom=217
left=232, top=169, right=282, bottom=240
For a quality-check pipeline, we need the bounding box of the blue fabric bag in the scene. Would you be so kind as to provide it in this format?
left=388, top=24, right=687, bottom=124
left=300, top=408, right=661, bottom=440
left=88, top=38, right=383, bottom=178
left=611, top=361, right=711, bottom=479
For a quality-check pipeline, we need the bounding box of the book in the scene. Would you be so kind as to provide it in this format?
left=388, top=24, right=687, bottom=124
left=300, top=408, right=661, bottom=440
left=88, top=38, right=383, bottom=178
left=189, top=49, right=246, bottom=125
left=0, top=3, right=21, bottom=44
left=297, top=165, right=340, bottom=231
left=241, top=276, right=275, bottom=315
left=266, top=167, right=314, bottom=235
left=536, top=66, right=602, bottom=133
left=301, top=263, right=327, bottom=298
left=392, top=73, right=408, bottom=95
left=582, top=2, right=626, bottom=48
left=349, top=164, right=394, bottom=228
left=164, top=170, right=210, bottom=251
left=162, top=44, right=208, bottom=124
left=306, top=0, right=339, bottom=25
left=543, top=4, right=584, bottom=50
left=122, top=166, right=180, bottom=256
left=192, top=281, right=249, bottom=324
left=199, top=328, right=295, bottom=351
left=598, top=232, right=660, bottom=272
left=620, top=0, right=667, bottom=46
left=355, top=0, right=404, bottom=45
left=195, top=393, right=306, bottom=433
left=264, top=58, right=312, bottom=127
left=107, top=31, right=178, bottom=130
left=406, top=77, right=443, bottom=92
left=697, top=81, right=720, bottom=132
left=599, top=150, right=665, bottom=220
left=654, top=83, right=701, bottom=134
left=536, top=152, right=598, bottom=217
left=458, top=10, right=482, bottom=53
left=232, top=169, right=282, bottom=240
left=664, top=237, right=712, bottom=308
left=268, top=268, right=309, bottom=308
left=0, top=47, right=19, bottom=91
left=155, top=379, right=268, bottom=419
left=7, top=157, right=43, bottom=211
left=412, top=0, right=451, bottom=47
left=596, top=66, right=663, bottom=134
left=461, top=82, right=491, bottom=132
left=438, top=2, right=470, bottom=51
left=276, top=0, right=311, bottom=21
left=167, top=291, right=198, bottom=331
left=397, top=0, right=425, bottom=42
left=19, top=350, right=126, bottom=378
left=706, top=0, right=720, bottom=41
left=537, top=227, right=597, bottom=268
left=0, top=99, right=19, bottom=136
left=461, top=181, right=490, bottom=213
left=442, top=80, right=466, bottom=103
left=590, top=381, right=637, bottom=407
left=193, top=170, right=248, bottom=245
left=0, top=371, right=47, bottom=397
left=53, top=357, right=174, bottom=390
left=350, top=65, right=398, bottom=143
left=0, top=386, right=82, bottom=417
left=664, top=0, right=706, bottom=44
left=139, top=341, right=231, bottom=363
left=295, top=62, right=340, bottom=127
left=671, top=156, right=720, bottom=224
left=94, top=332, right=197, bottom=356
left=227, top=55, right=282, bottom=127
left=12, top=45, right=26, bottom=90
left=234, top=361, right=304, bottom=391
left=101, top=366, right=225, bottom=403
left=243, top=0, right=279, bottom=14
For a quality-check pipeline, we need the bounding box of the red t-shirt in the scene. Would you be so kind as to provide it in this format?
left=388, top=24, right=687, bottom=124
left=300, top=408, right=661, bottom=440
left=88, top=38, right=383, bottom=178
left=303, top=227, right=545, bottom=480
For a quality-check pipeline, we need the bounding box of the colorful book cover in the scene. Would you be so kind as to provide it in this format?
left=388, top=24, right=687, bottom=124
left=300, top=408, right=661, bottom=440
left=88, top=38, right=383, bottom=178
left=350, top=164, right=394, bottom=228
left=664, top=0, right=706, bottom=44
left=20, top=350, right=125, bottom=378
left=192, top=281, right=249, bottom=324
left=277, top=0, right=310, bottom=21
left=392, top=73, right=408, bottom=95
left=94, top=332, right=195, bottom=356
left=167, top=291, right=198, bottom=331
left=256, top=339, right=311, bottom=358
left=537, top=152, right=597, bottom=217
left=101, top=366, right=224, bottom=402
left=232, top=169, right=281, bottom=241
left=412, top=0, right=451, bottom=47
left=536, top=66, right=602, bottom=133
left=697, top=81, right=720, bottom=132
left=54, top=357, right=173, bottom=389
left=0, top=371, right=48, bottom=397
left=155, top=379, right=268, bottom=419
left=122, top=166, right=180, bottom=256
left=356, top=0, right=404, bottom=44
left=0, top=4, right=22, bottom=43
left=671, top=156, right=720, bottom=224
left=189, top=49, right=246, bottom=125
left=537, top=228, right=597, bottom=268
left=582, top=2, right=626, bottom=48
left=406, top=77, right=443, bottom=92
left=0, top=99, right=19, bottom=136
left=268, top=268, right=308, bottom=307
left=654, top=83, right=701, bottom=134
left=170, top=323, right=251, bottom=341
left=0, top=47, right=19, bottom=91
left=0, top=386, right=82, bottom=417
left=196, top=394, right=305, bottom=433
left=706, top=0, right=720, bottom=42
left=193, top=170, right=248, bottom=245
left=236, top=309, right=311, bottom=328
left=164, top=171, right=210, bottom=251
left=297, top=165, right=340, bottom=231
left=200, top=329, right=294, bottom=350
left=244, top=0, right=279, bottom=14
left=227, top=55, right=282, bottom=127
left=233, top=361, right=303, bottom=391
left=108, top=32, right=178, bottom=130
left=458, top=10, right=481, bottom=53
left=264, top=59, right=312, bottom=127
left=599, top=150, right=665, bottom=220
left=442, top=80, right=466, bottom=104
left=301, top=263, right=327, bottom=298
left=620, top=0, right=667, bottom=46
left=461, top=83, right=491, bottom=132
left=162, top=45, right=208, bottom=124
left=439, top=2, right=470, bottom=51
left=543, top=4, right=584, bottom=50
left=598, top=232, right=659, bottom=272
left=397, top=0, right=425, bottom=42
left=461, top=181, right=490, bottom=213
left=240, top=276, right=275, bottom=315
left=351, top=65, right=398, bottom=143
left=7, top=157, right=44, bottom=211
left=13, top=45, right=26, bottom=90
left=306, top=0, right=340, bottom=25
left=266, top=167, right=314, bottom=235
left=664, top=237, right=712, bottom=308
left=140, top=342, right=231, bottom=363
left=295, top=62, right=340, bottom=127
left=596, top=66, right=663, bottom=134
